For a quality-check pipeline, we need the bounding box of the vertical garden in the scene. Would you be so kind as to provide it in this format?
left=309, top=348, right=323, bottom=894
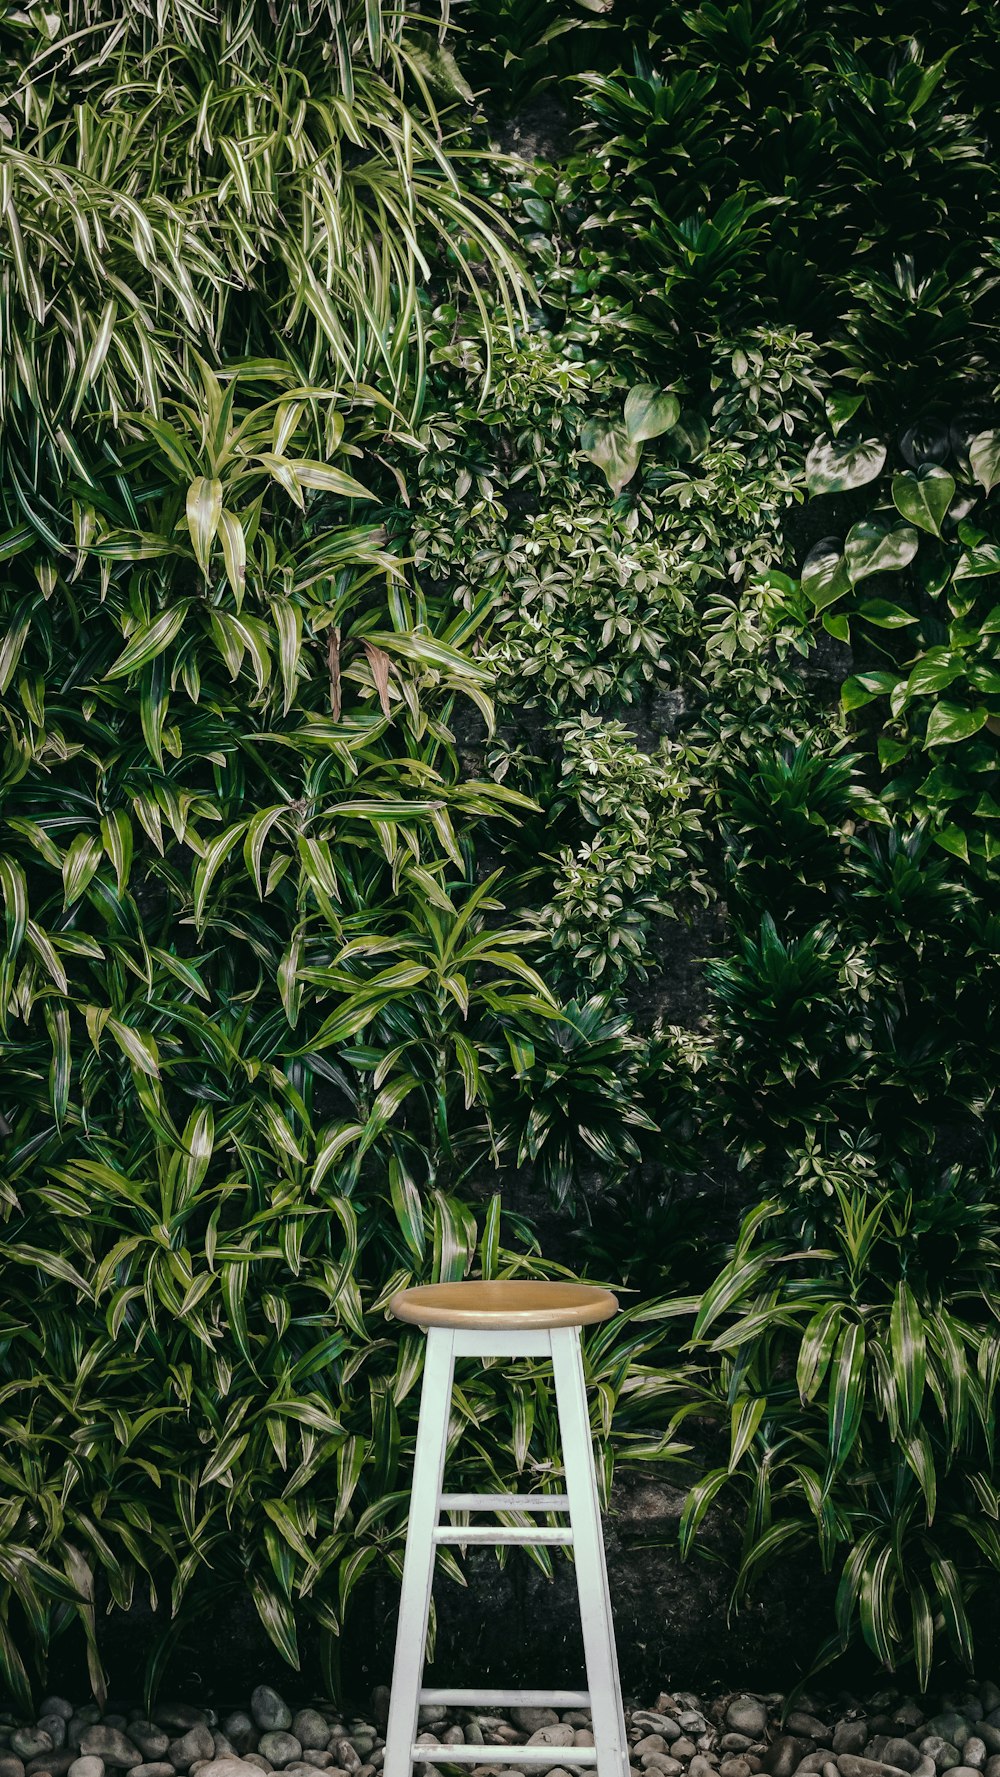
left=2, top=0, right=1000, bottom=1711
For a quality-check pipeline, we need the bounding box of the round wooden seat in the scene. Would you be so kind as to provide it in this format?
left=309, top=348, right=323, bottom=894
left=388, top=1279, right=618, bottom=1330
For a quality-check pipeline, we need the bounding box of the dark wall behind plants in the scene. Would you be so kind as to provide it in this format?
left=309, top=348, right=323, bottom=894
left=2, top=0, right=1000, bottom=1711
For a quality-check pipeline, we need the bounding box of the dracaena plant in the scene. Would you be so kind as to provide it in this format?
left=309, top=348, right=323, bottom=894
left=655, top=1180, right=1000, bottom=1687
left=0, top=0, right=523, bottom=514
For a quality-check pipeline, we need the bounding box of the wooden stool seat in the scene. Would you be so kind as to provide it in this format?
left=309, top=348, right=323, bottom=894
left=389, top=1279, right=618, bottom=1331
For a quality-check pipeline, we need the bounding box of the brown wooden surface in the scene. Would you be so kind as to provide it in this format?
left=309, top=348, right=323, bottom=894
left=388, top=1279, right=619, bottom=1329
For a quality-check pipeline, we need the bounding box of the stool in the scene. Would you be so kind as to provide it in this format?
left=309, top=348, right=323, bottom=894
left=382, top=1281, right=629, bottom=1777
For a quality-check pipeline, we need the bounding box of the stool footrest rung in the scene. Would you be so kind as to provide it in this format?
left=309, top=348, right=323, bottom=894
left=433, top=1524, right=572, bottom=1545
left=438, top=1493, right=570, bottom=1513
left=412, top=1749, right=597, bottom=1767
left=419, top=1690, right=590, bottom=1709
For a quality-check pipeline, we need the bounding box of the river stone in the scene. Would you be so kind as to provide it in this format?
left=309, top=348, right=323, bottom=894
left=679, top=1718, right=709, bottom=1739
left=641, top=1758, right=683, bottom=1777
left=302, top=1759, right=337, bottom=1771
left=154, top=1715, right=209, bottom=1737
left=68, top=1762, right=103, bottom=1777
left=949, top=1769, right=981, bottom=1777
left=332, top=1748, right=360, bottom=1777
left=79, top=1732, right=140, bottom=1771
left=103, top=1726, right=128, bottom=1737
left=976, top=1737, right=1000, bottom=1760
left=960, top=1751, right=985, bottom=1774
left=724, top=1741, right=755, bottom=1756
left=689, top=1758, right=716, bottom=1777
left=41, top=1712, right=72, bottom=1729
left=27, top=1757, right=75, bottom=1776
left=673, top=1743, right=698, bottom=1762
left=721, top=1762, right=752, bottom=1777
left=129, top=1734, right=168, bottom=1766
left=0, top=1759, right=25, bottom=1777
left=197, top=1763, right=264, bottom=1777
left=221, top=1725, right=256, bottom=1759
left=131, top=1767, right=176, bottom=1777
left=636, top=1741, right=671, bottom=1759
left=867, top=1743, right=923, bottom=1772
left=929, top=1728, right=971, bottom=1754
left=11, top=1739, right=52, bottom=1765
left=838, top=1759, right=910, bottom=1777
left=252, top=1698, right=292, bottom=1739
left=527, top=1731, right=573, bottom=1750
left=290, top=1723, right=327, bottom=1758
left=922, top=1745, right=962, bottom=1772
left=794, top=1753, right=835, bottom=1772
left=242, top=1759, right=272, bottom=1773
left=510, top=1713, right=559, bottom=1736
left=790, top=1723, right=829, bottom=1744
left=728, top=1707, right=769, bottom=1743
left=766, top=1741, right=808, bottom=1777
left=985, top=1761, right=1000, bottom=1777
left=38, top=1728, right=66, bottom=1756
left=634, top=1720, right=682, bottom=1745
left=258, top=1738, right=302, bottom=1771
left=168, top=1733, right=216, bottom=1773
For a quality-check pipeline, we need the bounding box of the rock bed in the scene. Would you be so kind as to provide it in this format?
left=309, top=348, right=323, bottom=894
left=2, top=1681, right=1000, bottom=1777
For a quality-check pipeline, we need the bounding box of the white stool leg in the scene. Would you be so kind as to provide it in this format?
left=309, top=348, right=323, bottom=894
left=383, top=1326, right=456, bottom=1777
left=551, top=1326, right=629, bottom=1777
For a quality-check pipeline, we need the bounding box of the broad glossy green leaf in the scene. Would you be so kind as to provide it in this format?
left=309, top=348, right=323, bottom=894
left=970, top=430, right=1000, bottom=494
left=623, top=385, right=680, bottom=444
left=841, top=670, right=900, bottom=710
left=579, top=419, right=642, bottom=496
left=806, top=436, right=886, bottom=495
left=924, top=701, right=988, bottom=746
left=801, top=538, right=851, bottom=610
left=891, top=465, right=955, bottom=536
left=845, top=517, right=919, bottom=583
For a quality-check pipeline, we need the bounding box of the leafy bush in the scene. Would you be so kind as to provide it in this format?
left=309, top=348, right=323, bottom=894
left=665, top=1182, right=1000, bottom=1686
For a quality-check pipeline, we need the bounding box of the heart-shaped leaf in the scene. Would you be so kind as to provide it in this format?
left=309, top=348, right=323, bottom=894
left=891, top=466, right=955, bottom=537
left=845, top=516, right=919, bottom=583
left=623, top=386, right=680, bottom=444
left=954, top=544, right=1000, bottom=580
left=970, top=430, right=1000, bottom=495
left=900, top=419, right=950, bottom=468
left=806, top=436, right=886, bottom=495
left=579, top=420, right=641, bottom=496
left=906, top=651, right=963, bottom=695
left=801, top=537, right=850, bottom=610
left=924, top=701, right=988, bottom=747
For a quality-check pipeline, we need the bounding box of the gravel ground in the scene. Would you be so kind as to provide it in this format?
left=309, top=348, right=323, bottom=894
left=3, top=1681, right=1000, bottom=1777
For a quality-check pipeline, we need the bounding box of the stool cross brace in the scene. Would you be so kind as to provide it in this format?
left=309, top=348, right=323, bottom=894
left=382, top=1324, right=628, bottom=1777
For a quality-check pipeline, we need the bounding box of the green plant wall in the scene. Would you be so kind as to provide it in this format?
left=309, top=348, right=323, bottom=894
left=2, top=0, right=1000, bottom=1708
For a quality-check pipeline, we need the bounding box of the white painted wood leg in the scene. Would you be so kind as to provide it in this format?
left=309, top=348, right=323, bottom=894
left=550, top=1326, right=629, bottom=1777
left=383, top=1327, right=456, bottom=1777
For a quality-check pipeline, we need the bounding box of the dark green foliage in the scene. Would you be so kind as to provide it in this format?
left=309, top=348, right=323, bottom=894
left=6, top=0, right=1000, bottom=1705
